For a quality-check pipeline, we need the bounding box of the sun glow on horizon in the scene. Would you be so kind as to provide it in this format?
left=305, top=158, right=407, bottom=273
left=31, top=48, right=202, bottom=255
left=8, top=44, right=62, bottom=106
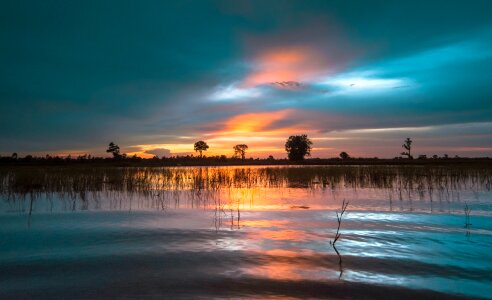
left=126, top=109, right=321, bottom=158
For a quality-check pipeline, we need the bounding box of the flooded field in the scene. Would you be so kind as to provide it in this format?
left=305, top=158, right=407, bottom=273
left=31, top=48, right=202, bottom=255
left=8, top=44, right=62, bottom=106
left=1, top=165, right=492, bottom=299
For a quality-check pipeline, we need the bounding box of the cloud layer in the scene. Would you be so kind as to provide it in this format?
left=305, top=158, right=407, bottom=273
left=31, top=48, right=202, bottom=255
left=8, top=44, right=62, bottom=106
left=1, top=0, right=492, bottom=158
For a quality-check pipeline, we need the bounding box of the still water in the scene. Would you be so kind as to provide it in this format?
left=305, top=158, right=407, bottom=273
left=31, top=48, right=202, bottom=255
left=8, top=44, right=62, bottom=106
left=1, top=166, right=491, bottom=299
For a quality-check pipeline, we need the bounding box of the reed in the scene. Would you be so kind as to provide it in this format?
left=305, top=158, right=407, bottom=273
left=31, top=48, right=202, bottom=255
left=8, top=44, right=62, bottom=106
left=0, top=165, right=490, bottom=212
left=464, top=202, right=472, bottom=228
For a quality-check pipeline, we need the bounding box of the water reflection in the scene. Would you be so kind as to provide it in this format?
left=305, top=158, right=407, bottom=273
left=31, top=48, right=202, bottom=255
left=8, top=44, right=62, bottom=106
left=1, top=166, right=492, bottom=298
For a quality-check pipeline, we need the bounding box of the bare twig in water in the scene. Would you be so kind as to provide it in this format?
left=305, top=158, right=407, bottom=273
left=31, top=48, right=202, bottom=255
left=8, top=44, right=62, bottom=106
left=331, top=199, right=349, bottom=246
left=330, top=199, right=349, bottom=278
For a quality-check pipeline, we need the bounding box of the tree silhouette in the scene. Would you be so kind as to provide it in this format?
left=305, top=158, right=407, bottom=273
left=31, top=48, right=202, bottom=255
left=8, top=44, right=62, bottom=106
left=11, top=152, right=18, bottom=160
left=194, top=141, right=209, bottom=157
left=339, top=152, right=350, bottom=160
left=400, top=138, right=413, bottom=159
left=285, top=134, right=313, bottom=161
left=106, top=142, right=121, bottom=158
left=233, top=144, right=248, bottom=160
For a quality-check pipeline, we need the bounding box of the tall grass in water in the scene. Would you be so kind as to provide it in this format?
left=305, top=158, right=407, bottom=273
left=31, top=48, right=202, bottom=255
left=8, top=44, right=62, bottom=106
left=464, top=202, right=472, bottom=227
left=464, top=202, right=472, bottom=237
left=0, top=165, right=491, bottom=213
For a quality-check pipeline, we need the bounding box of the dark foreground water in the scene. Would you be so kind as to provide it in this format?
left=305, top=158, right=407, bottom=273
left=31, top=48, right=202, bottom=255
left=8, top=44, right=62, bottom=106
left=1, top=166, right=491, bottom=299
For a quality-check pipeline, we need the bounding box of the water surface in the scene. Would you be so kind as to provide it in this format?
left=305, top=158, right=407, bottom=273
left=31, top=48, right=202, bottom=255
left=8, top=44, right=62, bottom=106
left=1, top=165, right=491, bottom=299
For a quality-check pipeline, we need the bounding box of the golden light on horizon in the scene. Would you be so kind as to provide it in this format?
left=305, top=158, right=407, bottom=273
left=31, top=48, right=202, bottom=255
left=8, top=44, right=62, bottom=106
left=126, top=109, right=324, bottom=158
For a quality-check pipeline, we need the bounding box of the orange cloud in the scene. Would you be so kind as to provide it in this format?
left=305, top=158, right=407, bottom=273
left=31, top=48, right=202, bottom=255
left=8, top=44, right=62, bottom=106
left=190, top=109, right=349, bottom=157
left=222, top=109, right=294, bottom=134
left=123, top=107, right=364, bottom=159
left=244, top=47, right=328, bottom=87
left=124, top=109, right=364, bottom=158
left=126, top=151, right=154, bottom=159
left=190, top=109, right=314, bottom=157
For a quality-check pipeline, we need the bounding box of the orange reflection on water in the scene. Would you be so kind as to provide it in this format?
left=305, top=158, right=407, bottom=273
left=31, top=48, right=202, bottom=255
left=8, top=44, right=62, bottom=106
left=218, top=186, right=322, bottom=211
left=240, top=248, right=326, bottom=281
left=240, top=219, right=290, bottom=228
left=243, top=261, right=304, bottom=280
left=263, top=249, right=306, bottom=257
left=128, top=166, right=359, bottom=211
left=250, top=229, right=309, bottom=242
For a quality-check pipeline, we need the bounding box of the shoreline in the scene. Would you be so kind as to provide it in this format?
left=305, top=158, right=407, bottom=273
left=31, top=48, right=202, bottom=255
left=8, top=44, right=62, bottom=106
left=1, top=157, right=491, bottom=167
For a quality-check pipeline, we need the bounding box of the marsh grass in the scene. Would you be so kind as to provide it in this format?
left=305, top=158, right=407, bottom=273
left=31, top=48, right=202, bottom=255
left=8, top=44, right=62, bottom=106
left=1, top=165, right=491, bottom=213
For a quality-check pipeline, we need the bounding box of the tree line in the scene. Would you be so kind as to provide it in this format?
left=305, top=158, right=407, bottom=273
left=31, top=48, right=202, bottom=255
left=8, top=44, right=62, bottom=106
left=187, top=134, right=313, bottom=161
left=189, top=135, right=415, bottom=161
left=2, top=136, right=485, bottom=165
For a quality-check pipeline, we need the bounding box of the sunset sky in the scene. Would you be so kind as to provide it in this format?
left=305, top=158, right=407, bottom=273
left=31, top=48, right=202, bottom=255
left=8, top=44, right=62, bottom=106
left=1, top=0, right=492, bottom=158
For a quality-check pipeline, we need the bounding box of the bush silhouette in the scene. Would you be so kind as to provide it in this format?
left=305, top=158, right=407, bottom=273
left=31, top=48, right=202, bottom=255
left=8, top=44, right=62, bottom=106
left=339, top=152, right=350, bottom=160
